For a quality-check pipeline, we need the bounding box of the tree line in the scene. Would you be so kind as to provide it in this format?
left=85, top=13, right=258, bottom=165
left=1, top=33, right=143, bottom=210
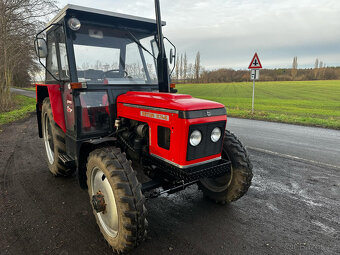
left=197, top=66, right=340, bottom=84
left=0, top=0, right=58, bottom=111
left=173, top=55, right=340, bottom=83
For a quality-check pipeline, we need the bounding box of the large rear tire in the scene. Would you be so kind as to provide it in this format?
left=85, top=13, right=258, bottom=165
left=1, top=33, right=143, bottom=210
left=41, top=98, right=73, bottom=176
left=199, top=130, right=253, bottom=204
left=86, top=147, right=147, bottom=253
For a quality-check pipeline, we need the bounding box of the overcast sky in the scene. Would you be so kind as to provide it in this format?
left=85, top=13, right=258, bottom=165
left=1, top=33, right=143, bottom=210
left=58, top=0, right=340, bottom=70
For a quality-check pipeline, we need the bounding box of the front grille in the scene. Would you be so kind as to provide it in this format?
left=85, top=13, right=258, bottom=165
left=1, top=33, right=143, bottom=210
left=187, top=121, right=226, bottom=161
left=144, top=156, right=231, bottom=182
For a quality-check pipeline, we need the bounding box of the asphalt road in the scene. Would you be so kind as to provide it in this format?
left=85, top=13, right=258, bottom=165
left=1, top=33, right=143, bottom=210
left=1, top=89, right=339, bottom=254
left=10, top=88, right=35, bottom=98
left=227, top=118, right=340, bottom=168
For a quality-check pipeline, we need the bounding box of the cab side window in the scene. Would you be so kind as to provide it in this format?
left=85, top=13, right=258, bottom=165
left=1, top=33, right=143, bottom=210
left=46, top=31, right=59, bottom=81
left=55, top=26, right=70, bottom=80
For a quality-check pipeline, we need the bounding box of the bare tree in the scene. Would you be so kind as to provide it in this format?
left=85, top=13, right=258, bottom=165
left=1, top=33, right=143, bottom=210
left=319, top=61, right=324, bottom=69
left=318, top=61, right=326, bottom=79
left=291, top=56, right=298, bottom=80
left=179, top=53, right=183, bottom=81
left=0, top=0, right=58, bottom=110
left=187, top=63, right=193, bottom=82
left=194, top=51, right=201, bottom=82
left=313, top=58, right=319, bottom=79
left=183, top=52, right=187, bottom=83
left=175, top=53, right=179, bottom=81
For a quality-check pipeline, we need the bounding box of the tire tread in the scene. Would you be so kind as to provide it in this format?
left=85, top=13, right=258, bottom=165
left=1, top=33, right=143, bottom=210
left=42, top=98, right=73, bottom=176
left=200, top=130, right=253, bottom=204
left=86, top=147, right=147, bottom=253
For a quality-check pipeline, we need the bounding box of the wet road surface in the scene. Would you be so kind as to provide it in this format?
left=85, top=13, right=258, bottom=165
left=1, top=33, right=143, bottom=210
left=227, top=118, right=340, bottom=167
left=0, top=116, right=339, bottom=254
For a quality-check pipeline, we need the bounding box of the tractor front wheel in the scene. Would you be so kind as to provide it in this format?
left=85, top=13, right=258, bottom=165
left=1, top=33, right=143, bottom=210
left=86, top=147, right=147, bottom=253
left=41, top=98, right=73, bottom=176
left=199, top=130, right=253, bottom=204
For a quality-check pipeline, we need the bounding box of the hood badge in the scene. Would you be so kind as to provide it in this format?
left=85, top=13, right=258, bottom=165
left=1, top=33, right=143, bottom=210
left=140, top=111, right=169, bottom=121
left=206, top=110, right=212, bottom=117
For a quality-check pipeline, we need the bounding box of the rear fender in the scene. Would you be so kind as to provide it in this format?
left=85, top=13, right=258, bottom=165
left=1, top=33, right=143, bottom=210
left=36, top=84, right=66, bottom=137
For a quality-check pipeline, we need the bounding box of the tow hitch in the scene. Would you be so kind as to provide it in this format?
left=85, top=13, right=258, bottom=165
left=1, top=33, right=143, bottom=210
left=143, top=180, right=198, bottom=199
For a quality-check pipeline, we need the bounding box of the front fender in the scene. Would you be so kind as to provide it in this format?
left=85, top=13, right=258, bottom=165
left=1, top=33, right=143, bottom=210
left=77, top=137, right=117, bottom=189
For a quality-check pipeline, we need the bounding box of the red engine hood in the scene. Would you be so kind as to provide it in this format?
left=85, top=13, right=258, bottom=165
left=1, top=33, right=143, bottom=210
left=117, top=91, right=224, bottom=111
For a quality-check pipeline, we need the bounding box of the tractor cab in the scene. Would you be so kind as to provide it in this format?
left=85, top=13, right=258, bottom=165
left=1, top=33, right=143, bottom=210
left=34, top=2, right=252, bottom=253
left=35, top=4, right=173, bottom=142
left=41, top=4, right=163, bottom=86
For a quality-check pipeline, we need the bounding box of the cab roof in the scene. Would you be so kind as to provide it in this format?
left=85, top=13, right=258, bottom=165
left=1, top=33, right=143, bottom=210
left=46, top=4, right=166, bottom=30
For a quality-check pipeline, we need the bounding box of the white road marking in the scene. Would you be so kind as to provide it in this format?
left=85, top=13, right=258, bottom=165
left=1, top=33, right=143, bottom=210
left=266, top=202, right=280, bottom=213
left=247, top=146, right=340, bottom=170
left=311, top=220, right=337, bottom=234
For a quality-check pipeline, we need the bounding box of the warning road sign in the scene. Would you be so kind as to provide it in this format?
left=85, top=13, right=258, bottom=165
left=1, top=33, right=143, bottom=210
left=248, top=53, right=262, bottom=69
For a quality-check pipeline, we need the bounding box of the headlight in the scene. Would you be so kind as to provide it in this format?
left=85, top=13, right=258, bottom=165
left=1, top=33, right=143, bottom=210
left=68, top=18, right=81, bottom=31
left=211, top=127, right=221, bottom=142
left=190, top=130, right=202, bottom=146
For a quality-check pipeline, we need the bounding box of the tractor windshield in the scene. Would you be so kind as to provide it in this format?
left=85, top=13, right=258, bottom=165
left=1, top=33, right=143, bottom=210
left=72, top=24, right=158, bottom=85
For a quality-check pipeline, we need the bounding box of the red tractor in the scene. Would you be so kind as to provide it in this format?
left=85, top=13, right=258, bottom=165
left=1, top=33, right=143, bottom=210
left=34, top=1, right=253, bottom=253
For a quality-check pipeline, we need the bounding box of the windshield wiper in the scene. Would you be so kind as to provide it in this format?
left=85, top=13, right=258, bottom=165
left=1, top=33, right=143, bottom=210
left=125, top=28, right=156, bottom=59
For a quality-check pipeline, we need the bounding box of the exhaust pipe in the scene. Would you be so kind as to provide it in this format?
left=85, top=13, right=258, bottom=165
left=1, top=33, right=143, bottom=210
left=155, top=0, right=170, bottom=93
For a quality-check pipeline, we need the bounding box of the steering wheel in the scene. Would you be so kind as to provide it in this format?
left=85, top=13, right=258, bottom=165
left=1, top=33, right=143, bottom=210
left=103, top=69, right=128, bottom=78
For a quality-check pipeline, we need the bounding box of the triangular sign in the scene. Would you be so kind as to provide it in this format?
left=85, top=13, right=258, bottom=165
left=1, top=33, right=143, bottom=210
left=248, top=53, right=262, bottom=69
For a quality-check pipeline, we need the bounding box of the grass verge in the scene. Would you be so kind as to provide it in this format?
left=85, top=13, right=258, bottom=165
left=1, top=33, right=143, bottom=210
left=0, top=95, right=36, bottom=129
left=177, top=80, right=340, bottom=129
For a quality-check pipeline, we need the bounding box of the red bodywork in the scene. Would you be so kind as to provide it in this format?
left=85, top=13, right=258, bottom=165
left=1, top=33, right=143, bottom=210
left=117, top=92, right=227, bottom=167
left=36, top=84, right=227, bottom=167
left=36, top=84, right=66, bottom=132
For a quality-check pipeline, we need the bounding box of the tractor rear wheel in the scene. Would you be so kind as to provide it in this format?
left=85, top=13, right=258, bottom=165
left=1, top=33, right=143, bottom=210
left=42, top=98, right=73, bottom=176
left=86, top=147, right=147, bottom=253
left=199, top=130, right=253, bottom=204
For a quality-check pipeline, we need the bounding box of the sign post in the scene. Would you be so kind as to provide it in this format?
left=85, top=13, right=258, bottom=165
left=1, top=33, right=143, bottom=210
left=248, top=53, right=262, bottom=114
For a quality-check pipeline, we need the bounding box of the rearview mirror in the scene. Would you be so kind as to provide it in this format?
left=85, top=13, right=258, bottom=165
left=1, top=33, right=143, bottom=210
left=34, top=38, right=48, bottom=58
left=169, top=48, right=175, bottom=64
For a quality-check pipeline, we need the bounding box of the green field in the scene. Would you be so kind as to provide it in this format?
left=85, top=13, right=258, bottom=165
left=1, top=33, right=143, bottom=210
left=2, top=81, right=340, bottom=130
left=177, top=80, right=340, bottom=129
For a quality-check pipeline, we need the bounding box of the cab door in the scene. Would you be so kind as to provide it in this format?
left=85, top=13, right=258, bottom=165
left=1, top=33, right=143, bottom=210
left=53, top=26, right=76, bottom=135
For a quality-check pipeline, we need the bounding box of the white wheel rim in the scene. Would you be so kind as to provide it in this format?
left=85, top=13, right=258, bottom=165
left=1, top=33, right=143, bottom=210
left=43, top=112, right=54, bottom=165
left=91, top=167, right=119, bottom=238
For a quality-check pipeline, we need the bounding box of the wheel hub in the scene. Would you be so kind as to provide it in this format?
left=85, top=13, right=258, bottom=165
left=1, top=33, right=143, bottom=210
left=92, top=191, right=106, bottom=213
left=91, top=167, right=119, bottom=237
